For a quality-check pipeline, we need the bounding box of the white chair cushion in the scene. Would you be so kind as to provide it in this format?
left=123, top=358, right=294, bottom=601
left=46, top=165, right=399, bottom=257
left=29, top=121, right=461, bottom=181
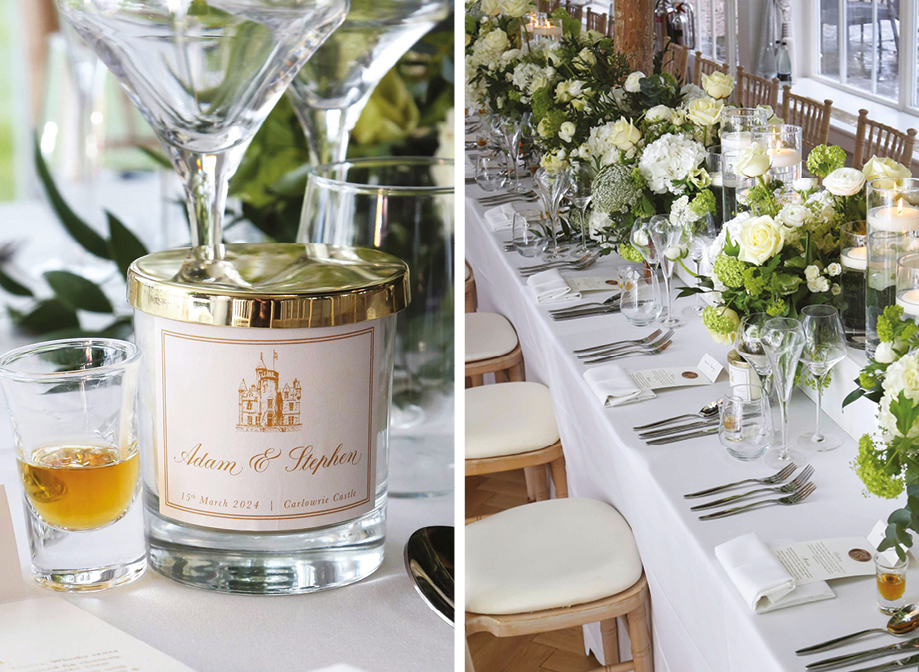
left=465, top=312, right=518, bottom=362
left=466, top=498, right=643, bottom=615
left=466, top=382, right=559, bottom=459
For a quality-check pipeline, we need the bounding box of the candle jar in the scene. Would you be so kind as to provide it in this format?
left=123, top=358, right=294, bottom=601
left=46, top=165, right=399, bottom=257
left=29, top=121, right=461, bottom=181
left=753, top=124, right=803, bottom=191
left=706, top=146, right=725, bottom=229
left=127, top=243, right=408, bottom=594
left=866, top=178, right=919, bottom=358
left=522, top=17, right=562, bottom=42
left=720, top=108, right=768, bottom=222
left=840, top=221, right=868, bottom=348
left=898, top=251, right=919, bottom=320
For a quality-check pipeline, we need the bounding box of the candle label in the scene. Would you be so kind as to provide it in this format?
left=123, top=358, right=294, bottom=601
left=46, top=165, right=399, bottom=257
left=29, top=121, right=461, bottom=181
left=150, top=316, right=380, bottom=532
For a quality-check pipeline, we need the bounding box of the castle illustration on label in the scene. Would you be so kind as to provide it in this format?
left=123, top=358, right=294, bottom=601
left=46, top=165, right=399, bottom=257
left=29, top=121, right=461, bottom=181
left=238, top=351, right=302, bottom=432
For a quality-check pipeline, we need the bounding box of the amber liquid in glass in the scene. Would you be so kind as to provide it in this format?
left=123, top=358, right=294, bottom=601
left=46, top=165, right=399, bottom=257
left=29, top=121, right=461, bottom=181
left=18, top=443, right=139, bottom=531
left=878, top=572, right=907, bottom=601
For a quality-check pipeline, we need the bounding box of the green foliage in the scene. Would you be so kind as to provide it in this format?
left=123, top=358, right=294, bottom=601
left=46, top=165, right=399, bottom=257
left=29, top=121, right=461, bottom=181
left=713, top=254, right=745, bottom=288
left=44, top=271, right=113, bottom=314
left=806, top=144, right=847, bottom=178
left=549, top=8, right=580, bottom=38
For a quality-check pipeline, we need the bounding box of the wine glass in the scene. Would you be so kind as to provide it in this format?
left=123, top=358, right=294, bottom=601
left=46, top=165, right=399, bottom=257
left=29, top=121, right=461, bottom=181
left=761, top=317, right=807, bottom=469
left=495, top=114, right=530, bottom=194
left=568, top=164, right=594, bottom=255
left=534, top=168, right=570, bottom=260
left=648, top=215, right=685, bottom=328
left=798, top=305, right=848, bottom=451
left=734, top=313, right=773, bottom=396
left=286, top=0, right=450, bottom=166
left=630, top=217, right=661, bottom=267
left=682, top=214, right=717, bottom=318
left=56, top=0, right=349, bottom=284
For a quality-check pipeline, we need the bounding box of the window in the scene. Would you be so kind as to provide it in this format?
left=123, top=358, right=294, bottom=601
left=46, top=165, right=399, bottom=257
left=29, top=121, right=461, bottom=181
left=811, top=0, right=919, bottom=113
left=690, top=0, right=738, bottom=64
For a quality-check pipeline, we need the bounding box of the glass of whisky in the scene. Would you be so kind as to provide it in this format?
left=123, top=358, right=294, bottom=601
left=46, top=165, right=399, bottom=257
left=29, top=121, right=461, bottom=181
left=876, top=553, right=909, bottom=614
left=0, top=338, right=144, bottom=591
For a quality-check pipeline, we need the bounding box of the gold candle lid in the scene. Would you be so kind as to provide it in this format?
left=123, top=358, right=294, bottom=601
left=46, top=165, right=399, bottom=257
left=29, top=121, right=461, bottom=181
left=128, top=243, right=409, bottom=329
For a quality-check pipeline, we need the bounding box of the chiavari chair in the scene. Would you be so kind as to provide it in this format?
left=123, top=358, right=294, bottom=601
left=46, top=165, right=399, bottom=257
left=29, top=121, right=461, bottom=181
left=780, top=85, right=832, bottom=151
left=853, top=109, right=918, bottom=170
left=692, top=51, right=728, bottom=86
left=733, top=66, right=779, bottom=110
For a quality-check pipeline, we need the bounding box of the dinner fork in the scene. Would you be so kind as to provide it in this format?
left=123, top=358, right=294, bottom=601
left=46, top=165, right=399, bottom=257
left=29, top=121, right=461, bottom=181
left=581, top=338, right=672, bottom=364
left=683, top=463, right=797, bottom=498
left=520, top=254, right=600, bottom=277
left=549, top=295, right=621, bottom=316
left=551, top=302, right=621, bottom=321
left=698, top=482, right=816, bottom=520
left=574, top=330, right=663, bottom=354
left=576, top=329, right=674, bottom=357
left=690, top=465, right=815, bottom=510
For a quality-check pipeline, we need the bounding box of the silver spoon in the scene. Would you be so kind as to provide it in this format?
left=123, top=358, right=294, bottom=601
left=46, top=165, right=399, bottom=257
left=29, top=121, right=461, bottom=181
left=797, top=603, right=919, bottom=655
left=632, top=399, right=721, bottom=431
left=404, top=526, right=454, bottom=626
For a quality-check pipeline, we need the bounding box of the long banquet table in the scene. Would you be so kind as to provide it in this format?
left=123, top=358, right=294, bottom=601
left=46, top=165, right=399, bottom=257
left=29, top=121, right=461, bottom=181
left=465, top=176, right=908, bottom=672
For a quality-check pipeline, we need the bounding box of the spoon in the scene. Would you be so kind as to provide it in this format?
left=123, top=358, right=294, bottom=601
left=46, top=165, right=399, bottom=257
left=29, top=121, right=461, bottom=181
left=796, top=604, right=919, bottom=655
left=404, top=526, right=454, bottom=626
left=632, top=399, right=722, bottom=431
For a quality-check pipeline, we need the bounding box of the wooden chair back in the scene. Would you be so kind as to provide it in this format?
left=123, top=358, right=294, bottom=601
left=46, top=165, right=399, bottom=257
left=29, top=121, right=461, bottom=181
left=662, top=42, right=690, bottom=82
left=734, top=66, right=779, bottom=109
left=853, top=109, right=918, bottom=169
left=692, top=51, right=728, bottom=85
left=563, top=0, right=582, bottom=21
left=780, top=85, right=832, bottom=150
left=585, top=9, right=607, bottom=34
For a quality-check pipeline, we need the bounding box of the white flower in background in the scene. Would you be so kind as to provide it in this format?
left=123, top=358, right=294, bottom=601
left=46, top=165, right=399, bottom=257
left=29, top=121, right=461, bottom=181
left=500, top=0, right=530, bottom=17
left=827, top=262, right=842, bottom=276
left=777, top=203, right=810, bottom=228
left=512, top=63, right=540, bottom=94
left=688, top=167, right=711, bottom=189
left=529, top=67, right=553, bottom=94
left=481, top=0, right=501, bottom=15
left=876, top=342, right=899, bottom=365
left=669, top=195, right=698, bottom=227
left=559, top=121, right=576, bottom=143
left=680, top=83, right=708, bottom=103
left=824, top=167, right=866, bottom=196
left=471, top=29, right=509, bottom=68
left=793, top=177, right=818, bottom=193
left=501, top=48, right=521, bottom=63
left=540, top=150, right=567, bottom=172
left=670, top=108, right=687, bottom=125
left=555, top=80, right=586, bottom=103
left=701, top=71, right=734, bottom=99
left=736, top=144, right=770, bottom=178
left=632, top=229, right=650, bottom=247
left=609, top=119, right=641, bottom=150
left=646, top=105, right=672, bottom=123
left=686, top=96, right=723, bottom=127
left=807, top=276, right=830, bottom=293
left=877, top=354, right=919, bottom=437
left=588, top=208, right=613, bottom=235
left=831, top=283, right=842, bottom=295
left=806, top=189, right=835, bottom=220
left=863, top=155, right=913, bottom=182
left=735, top=215, right=785, bottom=265
left=578, top=48, right=597, bottom=66
left=665, top=245, right=687, bottom=261
left=804, top=265, right=820, bottom=281
left=624, top=71, right=645, bottom=93
left=757, top=105, right=782, bottom=124
left=638, top=133, right=706, bottom=195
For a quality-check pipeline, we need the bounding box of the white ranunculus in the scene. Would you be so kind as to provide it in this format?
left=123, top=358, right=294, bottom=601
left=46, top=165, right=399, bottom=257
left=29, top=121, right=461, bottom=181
left=736, top=215, right=785, bottom=265
left=777, top=203, right=810, bottom=228
left=559, top=121, right=576, bottom=143
left=827, top=262, right=842, bottom=277
left=500, top=0, right=530, bottom=17
left=664, top=244, right=687, bottom=260
left=646, top=105, right=672, bottom=123
left=701, top=71, right=734, bottom=99
left=793, top=177, right=818, bottom=193
left=863, top=155, right=913, bottom=182
left=632, top=229, right=650, bottom=247
left=686, top=96, right=723, bottom=127
left=824, top=167, right=866, bottom=196
left=481, top=0, right=501, bottom=15
left=831, top=283, right=841, bottom=295
left=736, top=144, right=770, bottom=178
left=637, top=133, right=707, bottom=195
left=624, top=71, right=645, bottom=93
left=875, top=341, right=898, bottom=364
left=804, top=264, right=820, bottom=281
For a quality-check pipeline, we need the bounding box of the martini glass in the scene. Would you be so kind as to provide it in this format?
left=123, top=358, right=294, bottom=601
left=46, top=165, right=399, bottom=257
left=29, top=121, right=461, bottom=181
left=55, top=0, right=348, bottom=284
left=286, top=0, right=450, bottom=166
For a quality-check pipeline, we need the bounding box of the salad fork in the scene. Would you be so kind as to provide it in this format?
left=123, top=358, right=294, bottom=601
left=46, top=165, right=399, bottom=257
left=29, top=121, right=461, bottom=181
left=576, top=329, right=674, bottom=356
left=690, top=465, right=815, bottom=510
left=581, top=338, right=672, bottom=364
left=573, top=329, right=663, bottom=353
left=698, top=482, right=816, bottom=520
left=683, top=463, right=797, bottom=498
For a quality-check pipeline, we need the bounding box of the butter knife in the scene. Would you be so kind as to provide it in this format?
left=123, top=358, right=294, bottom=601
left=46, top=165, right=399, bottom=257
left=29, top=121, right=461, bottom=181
left=645, top=426, right=719, bottom=445
left=844, top=654, right=919, bottom=672
left=806, top=638, right=919, bottom=670
left=639, top=419, right=719, bottom=440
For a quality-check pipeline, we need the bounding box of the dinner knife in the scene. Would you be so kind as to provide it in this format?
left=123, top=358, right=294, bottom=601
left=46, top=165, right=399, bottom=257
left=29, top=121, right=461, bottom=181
left=806, top=638, right=919, bottom=670
left=833, top=653, right=919, bottom=672
left=638, top=419, right=719, bottom=440
left=797, top=630, right=900, bottom=655
left=551, top=307, right=621, bottom=321
left=644, top=426, right=719, bottom=445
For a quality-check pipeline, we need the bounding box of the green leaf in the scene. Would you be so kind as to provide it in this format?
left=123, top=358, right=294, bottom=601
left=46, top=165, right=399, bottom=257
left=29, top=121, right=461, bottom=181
left=842, top=385, right=866, bottom=408
left=44, top=271, right=113, bottom=313
left=106, top=212, right=148, bottom=278
left=33, top=136, right=110, bottom=259
left=890, top=391, right=919, bottom=438
left=0, top=267, right=32, bottom=296
left=9, top=300, right=79, bottom=334
left=890, top=509, right=912, bottom=526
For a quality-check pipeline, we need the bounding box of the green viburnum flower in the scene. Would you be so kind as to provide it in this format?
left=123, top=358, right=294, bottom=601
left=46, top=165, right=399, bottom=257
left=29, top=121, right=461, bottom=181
left=618, top=243, right=644, bottom=263
left=593, top=164, right=641, bottom=214
left=713, top=254, right=745, bottom=288
left=530, top=86, right=551, bottom=123
left=742, top=268, right=767, bottom=297
left=690, top=189, right=716, bottom=218
left=630, top=167, right=649, bottom=192
left=702, top=305, right=741, bottom=345
left=853, top=434, right=904, bottom=499
left=859, top=371, right=878, bottom=390
left=766, top=297, right=787, bottom=316
left=806, top=144, right=847, bottom=179
left=877, top=305, right=906, bottom=343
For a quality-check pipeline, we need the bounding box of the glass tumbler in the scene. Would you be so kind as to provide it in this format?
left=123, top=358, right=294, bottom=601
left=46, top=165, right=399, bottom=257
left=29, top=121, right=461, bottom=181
left=876, top=553, right=908, bottom=615
left=718, top=385, right=773, bottom=462
left=0, top=338, right=144, bottom=591
left=300, top=157, right=454, bottom=497
left=619, top=266, right=663, bottom=327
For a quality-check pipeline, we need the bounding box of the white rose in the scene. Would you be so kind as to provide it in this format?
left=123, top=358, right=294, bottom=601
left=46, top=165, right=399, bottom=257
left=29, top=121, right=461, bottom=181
left=632, top=229, right=650, bottom=247
left=665, top=244, right=687, bottom=261
left=480, top=29, right=509, bottom=55
left=578, top=49, right=597, bottom=66
left=831, top=283, right=841, bottom=295
left=793, top=177, right=818, bottom=192
left=686, top=96, right=723, bottom=127
left=824, top=167, right=866, bottom=196
left=481, top=0, right=501, bottom=16
left=736, top=144, right=771, bottom=178
left=500, top=0, right=530, bottom=17
left=875, top=341, right=898, bottom=364
left=736, top=215, right=785, bottom=265
left=777, top=203, right=810, bottom=228
left=863, top=155, right=913, bottom=182
left=646, top=105, right=672, bottom=123
left=559, top=121, right=576, bottom=143
left=624, top=71, right=645, bottom=93
left=804, top=265, right=820, bottom=281
left=701, top=71, right=734, bottom=99
left=610, top=119, right=641, bottom=151
left=827, top=262, right=842, bottom=277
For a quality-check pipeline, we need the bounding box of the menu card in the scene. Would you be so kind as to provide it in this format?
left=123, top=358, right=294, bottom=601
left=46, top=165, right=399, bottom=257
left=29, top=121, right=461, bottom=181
left=770, top=537, right=878, bottom=585
left=564, top=276, right=621, bottom=293
left=629, top=354, right=724, bottom=391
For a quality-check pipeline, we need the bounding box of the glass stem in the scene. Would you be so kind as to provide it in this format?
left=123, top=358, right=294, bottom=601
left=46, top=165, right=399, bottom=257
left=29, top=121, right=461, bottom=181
left=779, top=396, right=789, bottom=457
left=814, top=373, right=826, bottom=441
left=662, top=265, right=673, bottom=318
left=292, top=104, right=361, bottom=167
left=579, top=205, right=589, bottom=247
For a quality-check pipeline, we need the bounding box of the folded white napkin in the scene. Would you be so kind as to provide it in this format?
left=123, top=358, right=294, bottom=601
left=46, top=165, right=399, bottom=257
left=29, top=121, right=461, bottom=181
left=527, top=269, right=582, bottom=304
left=583, top=363, right=656, bottom=407
left=483, top=203, right=518, bottom=231
left=715, top=533, right=834, bottom=613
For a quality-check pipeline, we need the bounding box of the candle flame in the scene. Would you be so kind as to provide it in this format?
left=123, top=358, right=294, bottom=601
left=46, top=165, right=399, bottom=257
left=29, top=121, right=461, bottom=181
left=899, top=198, right=905, bottom=215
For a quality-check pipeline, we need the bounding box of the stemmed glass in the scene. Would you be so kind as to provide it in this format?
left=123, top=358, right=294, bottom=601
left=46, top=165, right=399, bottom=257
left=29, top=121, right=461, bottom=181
left=798, top=305, right=848, bottom=451
left=286, top=0, right=450, bottom=166
left=761, top=317, right=807, bottom=469
left=568, top=164, right=594, bottom=255
left=495, top=114, right=531, bottom=194
left=534, top=168, right=570, bottom=260
left=682, top=214, right=717, bottom=318
left=734, top=313, right=773, bottom=396
left=56, top=0, right=349, bottom=284
left=648, top=215, right=685, bottom=328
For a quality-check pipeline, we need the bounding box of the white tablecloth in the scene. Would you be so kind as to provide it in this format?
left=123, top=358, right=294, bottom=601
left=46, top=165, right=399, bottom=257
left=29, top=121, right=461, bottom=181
left=465, top=179, right=906, bottom=672
left=0, top=183, right=453, bottom=672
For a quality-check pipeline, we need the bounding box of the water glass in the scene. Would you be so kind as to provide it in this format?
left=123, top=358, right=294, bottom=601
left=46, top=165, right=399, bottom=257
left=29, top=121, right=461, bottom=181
left=0, top=339, right=144, bottom=591
left=876, top=553, right=908, bottom=615
left=475, top=155, right=507, bottom=191
left=719, top=386, right=773, bottom=462
left=682, top=214, right=717, bottom=318
left=512, top=211, right=548, bottom=258
left=619, top=266, right=663, bottom=327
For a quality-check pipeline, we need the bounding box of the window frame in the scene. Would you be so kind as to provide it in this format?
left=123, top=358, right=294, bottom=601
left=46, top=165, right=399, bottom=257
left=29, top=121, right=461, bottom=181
left=685, top=0, right=739, bottom=66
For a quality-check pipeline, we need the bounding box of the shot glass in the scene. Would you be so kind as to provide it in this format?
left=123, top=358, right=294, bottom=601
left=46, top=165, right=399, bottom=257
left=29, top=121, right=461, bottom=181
left=0, top=338, right=144, bottom=591
left=876, top=553, right=908, bottom=614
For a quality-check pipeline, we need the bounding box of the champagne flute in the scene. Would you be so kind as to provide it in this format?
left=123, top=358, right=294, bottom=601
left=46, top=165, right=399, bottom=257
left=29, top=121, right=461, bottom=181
left=761, top=317, right=807, bottom=469
left=567, top=164, right=594, bottom=255
left=534, top=168, right=570, bottom=260
left=495, top=114, right=530, bottom=194
left=798, top=305, right=847, bottom=451
left=682, top=214, right=717, bottom=318
left=734, top=312, right=773, bottom=396
left=648, top=215, right=685, bottom=328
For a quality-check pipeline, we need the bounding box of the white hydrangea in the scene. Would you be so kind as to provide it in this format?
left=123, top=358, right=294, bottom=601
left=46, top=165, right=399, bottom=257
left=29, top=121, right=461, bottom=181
left=879, top=353, right=919, bottom=437
left=470, top=29, right=508, bottom=69
left=638, top=133, right=707, bottom=195
left=680, top=83, right=708, bottom=103
left=512, top=63, right=542, bottom=95
left=669, top=195, right=699, bottom=228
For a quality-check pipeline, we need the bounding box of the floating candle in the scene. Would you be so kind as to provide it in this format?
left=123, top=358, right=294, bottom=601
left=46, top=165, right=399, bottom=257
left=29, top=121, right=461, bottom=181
left=768, top=147, right=801, bottom=169
left=710, top=172, right=723, bottom=188
left=720, top=131, right=752, bottom=155
left=841, top=246, right=867, bottom=271
left=867, top=201, right=919, bottom=233
left=896, top=289, right=919, bottom=317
